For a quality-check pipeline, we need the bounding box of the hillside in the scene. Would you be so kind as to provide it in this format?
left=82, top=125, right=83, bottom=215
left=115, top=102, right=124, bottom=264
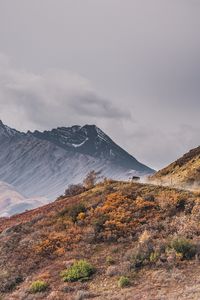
left=150, top=146, right=200, bottom=189
left=0, top=121, right=154, bottom=201
left=1, top=180, right=200, bottom=299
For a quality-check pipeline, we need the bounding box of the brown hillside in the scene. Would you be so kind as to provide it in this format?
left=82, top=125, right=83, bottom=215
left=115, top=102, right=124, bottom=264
left=1, top=181, right=200, bottom=299
left=150, top=146, right=200, bottom=189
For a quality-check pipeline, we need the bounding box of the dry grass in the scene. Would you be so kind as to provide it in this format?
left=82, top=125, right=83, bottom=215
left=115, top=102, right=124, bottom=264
left=150, top=145, right=200, bottom=190
left=1, top=181, right=200, bottom=299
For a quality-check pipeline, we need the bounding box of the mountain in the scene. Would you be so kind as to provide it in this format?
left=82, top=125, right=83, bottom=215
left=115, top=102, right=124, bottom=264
left=150, top=145, right=200, bottom=188
left=0, top=120, right=22, bottom=139
left=0, top=121, right=154, bottom=200
left=0, top=180, right=199, bottom=299
left=32, top=124, right=153, bottom=172
left=0, top=181, right=48, bottom=217
left=0, top=181, right=25, bottom=216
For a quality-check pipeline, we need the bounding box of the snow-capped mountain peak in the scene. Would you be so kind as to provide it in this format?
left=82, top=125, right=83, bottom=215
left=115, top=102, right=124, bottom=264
left=32, top=124, right=154, bottom=173
left=0, top=122, right=154, bottom=209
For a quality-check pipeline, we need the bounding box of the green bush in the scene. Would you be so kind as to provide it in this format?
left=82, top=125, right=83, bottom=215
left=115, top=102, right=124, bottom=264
left=118, top=276, right=130, bottom=288
left=61, top=260, right=95, bottom=282
left=29, top=280, right=48, bottom=293
left=170, top=237, right=196, bottom=260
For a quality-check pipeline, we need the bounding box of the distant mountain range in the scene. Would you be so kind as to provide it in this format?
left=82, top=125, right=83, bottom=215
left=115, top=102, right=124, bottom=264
left=0, top=120, right=154, bottom=202
left=150, top=145, right=200, bottom=188
left=0, top=181, right=48, bottom=217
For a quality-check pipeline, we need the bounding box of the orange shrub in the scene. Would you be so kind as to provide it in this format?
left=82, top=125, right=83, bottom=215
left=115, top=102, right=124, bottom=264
left=34, top=232, right=67, bottom=256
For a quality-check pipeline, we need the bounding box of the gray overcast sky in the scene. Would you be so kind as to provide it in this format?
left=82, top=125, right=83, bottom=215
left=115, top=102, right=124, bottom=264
left=0, top=0, right=200, bottom=169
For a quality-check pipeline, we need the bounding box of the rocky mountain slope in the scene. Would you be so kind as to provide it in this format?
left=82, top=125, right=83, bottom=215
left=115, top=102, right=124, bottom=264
left=32, top=125, right=151, bottom=171
left=0, top=121, right=154, bottom=201
left=0, top=180, right=200, bottom=299
left=150, top=146, right=200, bottom=189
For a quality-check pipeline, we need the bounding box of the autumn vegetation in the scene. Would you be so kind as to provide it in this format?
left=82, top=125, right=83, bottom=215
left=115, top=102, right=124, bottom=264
left=150, top=145, right=200, bottom=189
left=0, top=177, right=200, bottom=299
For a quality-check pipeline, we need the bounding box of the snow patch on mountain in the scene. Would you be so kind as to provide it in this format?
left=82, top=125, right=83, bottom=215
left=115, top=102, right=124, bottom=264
left=0, top=121, right=154, bottom=212
left=72, top=138, right=89, bottom=148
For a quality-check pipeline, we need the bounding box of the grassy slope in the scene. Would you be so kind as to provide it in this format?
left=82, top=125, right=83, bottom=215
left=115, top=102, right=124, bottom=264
left=0, top=181, right=200, bottom=299
left=150, top=146, right=200, bottom=188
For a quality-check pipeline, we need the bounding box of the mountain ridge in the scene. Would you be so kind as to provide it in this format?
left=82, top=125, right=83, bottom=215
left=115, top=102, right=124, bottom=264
left=0, top=120, right=154, bottom=203
left=32, top=124, right=153, bottom=173
left=150, top=145, right=200, bottom=188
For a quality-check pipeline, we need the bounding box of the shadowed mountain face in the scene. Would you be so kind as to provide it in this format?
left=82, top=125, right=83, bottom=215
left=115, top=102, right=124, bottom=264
left=0, top=121, right=154, bottom=199
left=33, top=124, right=153, bottom=172
left=150, top=146, right=200, bottom=188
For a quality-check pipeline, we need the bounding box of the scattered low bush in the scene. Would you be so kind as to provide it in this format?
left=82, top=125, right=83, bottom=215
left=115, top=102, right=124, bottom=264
left=0, top=277, right=23, bottom=293
left=77, top=212, right=86, bottom=221
left=65, top=184, right=86, bottom=197
left=35, top=232, right=67, bottom=256
left=131, top=242, right=154, bottom=268
left=83, top=171, right=100, bottom=189
left=139, top=230, right=152, bottom=244
left=106, top=266, right=120, bottom=277
left=29, top=280, right=48, bottom=293
left=93, top=215, right=108, bottom=233
left=118, top=276, right=130, bottom=288
left=61, top=260, right=95, bottom=282
left=106, top=256, right=115, bottom=265
left=149, top=251, right=160, bottom=263
left=68, top=203, right=86, bottom=223
left=170, top=237, right=196, bottom=260
left=175, top=197, right=186, bottom=211
left=75, top=290, right=93, bottom=300
left=131, top=249, right=149, bottom=268
left=144, top=195, right=155, bottom=202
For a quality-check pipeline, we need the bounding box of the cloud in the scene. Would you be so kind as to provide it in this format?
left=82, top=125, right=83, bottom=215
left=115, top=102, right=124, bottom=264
left=0, top=54, right=130, bottom=131
left=122, top=123, right=200, bottom=170
left=0, top=0, right=200, bottom=170
left=0, top=52, right=199, bottom=170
